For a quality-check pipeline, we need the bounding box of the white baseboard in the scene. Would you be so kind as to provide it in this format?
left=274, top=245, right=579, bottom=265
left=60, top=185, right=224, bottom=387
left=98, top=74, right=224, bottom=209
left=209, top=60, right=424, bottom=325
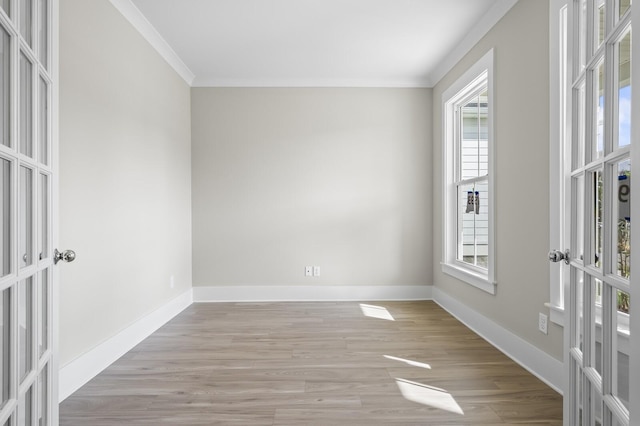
left=432, top=287, right=564, bottom=394
left=58, top=289, right=193, bottom=402
left=193, top=285, right=433, bottom=302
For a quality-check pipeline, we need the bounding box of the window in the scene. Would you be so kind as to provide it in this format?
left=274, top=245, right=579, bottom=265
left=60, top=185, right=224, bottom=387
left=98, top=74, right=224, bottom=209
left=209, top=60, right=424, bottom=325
left=442, top=49, right=496, bottom=294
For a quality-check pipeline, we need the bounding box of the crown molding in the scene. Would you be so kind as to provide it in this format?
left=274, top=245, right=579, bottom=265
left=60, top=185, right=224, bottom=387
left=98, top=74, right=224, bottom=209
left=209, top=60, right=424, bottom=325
left=428, top=0, right=519, bottom=87
left=109, top=0, right=195, bottom=86
left=192, top=76, right=433, bottom=88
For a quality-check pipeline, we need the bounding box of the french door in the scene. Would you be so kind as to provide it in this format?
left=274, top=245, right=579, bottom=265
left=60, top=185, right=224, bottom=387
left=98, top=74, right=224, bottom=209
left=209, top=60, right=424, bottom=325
left=0, top=0, right=57, bottom=425
left=562, top=0, right=635, bottom=424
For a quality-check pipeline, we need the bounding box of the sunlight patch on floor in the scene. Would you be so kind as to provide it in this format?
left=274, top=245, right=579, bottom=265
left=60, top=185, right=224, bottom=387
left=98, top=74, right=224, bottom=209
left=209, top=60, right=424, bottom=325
left=359, top=304, right=395, bottom=321
left=395, top=378, right=464, bottom=415
left=384, top=355, right=431, bottom=369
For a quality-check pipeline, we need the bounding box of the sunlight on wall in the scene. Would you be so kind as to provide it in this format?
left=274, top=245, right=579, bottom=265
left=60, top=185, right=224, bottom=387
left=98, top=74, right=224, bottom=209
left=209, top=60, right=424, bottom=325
left=359, top=304, right=395, bottom=321
left=395, top=378, right=464, bottom=415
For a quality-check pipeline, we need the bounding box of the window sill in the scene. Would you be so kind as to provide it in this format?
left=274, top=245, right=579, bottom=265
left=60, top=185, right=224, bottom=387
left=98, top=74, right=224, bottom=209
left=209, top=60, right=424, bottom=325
left=441, top=262, right=496, bottom=295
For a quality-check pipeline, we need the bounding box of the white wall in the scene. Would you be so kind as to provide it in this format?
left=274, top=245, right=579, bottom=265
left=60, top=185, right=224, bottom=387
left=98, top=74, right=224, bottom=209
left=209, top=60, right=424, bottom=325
left=432, top=0, right=563, bottom=360
left=191, top=88, right=432, bottom=290
left=58, top=0, right=192, bottom=366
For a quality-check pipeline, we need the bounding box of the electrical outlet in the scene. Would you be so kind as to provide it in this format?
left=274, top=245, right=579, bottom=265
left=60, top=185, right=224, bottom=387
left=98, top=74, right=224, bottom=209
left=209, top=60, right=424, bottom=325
left=305, top=266, right=313, bottom=277
left=313, top=266, right=320, bottom=277
left=538, top=313, right=548, bottom=335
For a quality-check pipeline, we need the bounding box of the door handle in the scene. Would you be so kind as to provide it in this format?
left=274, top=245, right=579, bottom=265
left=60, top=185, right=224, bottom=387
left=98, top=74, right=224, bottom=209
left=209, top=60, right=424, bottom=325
left=548, top=249, right=570, bottom=265
left=54, top=249, right=76, bottom=265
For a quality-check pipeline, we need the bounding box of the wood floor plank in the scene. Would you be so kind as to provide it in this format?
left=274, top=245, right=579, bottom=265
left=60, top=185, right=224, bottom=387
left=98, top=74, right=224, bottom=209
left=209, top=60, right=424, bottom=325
left=60, top=301, right=562, bottom=425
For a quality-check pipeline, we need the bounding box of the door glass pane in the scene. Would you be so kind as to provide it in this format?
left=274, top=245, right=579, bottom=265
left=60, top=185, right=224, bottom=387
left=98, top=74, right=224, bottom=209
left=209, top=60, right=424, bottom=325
left=593, top=278, right=603, bottom=376
left=38, top=364, right=47, bottom=425
left=619, top=0, right=632, bottom=18
left=18, top=276, right=33, bottom=381
left=574, top=174, right=585, bottom=262
left=0, top=158, right=10, bottom=277
left=38, top=0, right=47, bottom=67
left=579, top=0, right=588, bottom=70
left=20, top=166, right=33, bottom=268
left=38, top=77, right=48, bottom=165
left=0, top=25, right=9, bottom=148
left=574, top=269, right=585, bottom=353
left=595, top=61, right=605, bottom=159
left=613, top=290, right=630, bottom=410
left=616, top=159, right=631, bottom=278
left=19, top=53, right=33, bottom=158
left=575, top=82, right=587, bottom=169
left=0, top=287, right=9, bottom=408
left=18, top=386, right=33, bottom=426
left=38, top=269, right=47, bottom=357
left=20, top=0, right=32, bottom=47
left=591, top=169, right=604, bottom=268
left=596, top=0, right=606, bottom=48
left=617, top=30, right=631, bottom=148
left=38, top=173, right=48, bottom=261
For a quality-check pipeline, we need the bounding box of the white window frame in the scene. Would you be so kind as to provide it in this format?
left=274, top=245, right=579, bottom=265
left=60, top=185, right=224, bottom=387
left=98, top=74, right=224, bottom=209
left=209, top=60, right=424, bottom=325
left=442, top=49, right=496, bottom=295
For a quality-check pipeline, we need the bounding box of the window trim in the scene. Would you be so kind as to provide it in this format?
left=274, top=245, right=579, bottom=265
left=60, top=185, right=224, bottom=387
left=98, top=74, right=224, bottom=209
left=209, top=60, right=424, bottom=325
left=442, top=48, right=496, bottom=295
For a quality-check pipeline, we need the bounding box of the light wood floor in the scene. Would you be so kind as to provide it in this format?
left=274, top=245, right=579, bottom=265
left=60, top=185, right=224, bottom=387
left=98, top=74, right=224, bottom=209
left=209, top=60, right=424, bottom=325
left=59, top=301, right=563, bottom=425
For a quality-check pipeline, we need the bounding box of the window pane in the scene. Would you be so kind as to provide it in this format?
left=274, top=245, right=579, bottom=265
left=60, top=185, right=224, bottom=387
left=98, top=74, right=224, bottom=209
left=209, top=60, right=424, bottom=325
left=573, top=269, right=585, bottom=354
left=573, top=174, right=585, bottom=263
left=613, top=289, right=630, bottom=410
left=616, top=159, right=631, bottom=278
left=619, top=0, right=631, bottom=18
left=591, top=169, right=603, bottom=269
left=595, top=61, right=605, bottom=160
left=20, top=0, right=32, bottom=47
left=19, top=53, right=33, bottom=158
left=0, top=25, right=9, bottom=148
left=38, top=364, right=48, bottom=425
left=38, top=269, right=48, bottom=357
left=0, top=287, right=10, bottom=408
left=19, top=277, right=33, bottom=381
left=617, top=30, right=631, bottom=148
left=459, top=91, right=488, bottom=180
left=578, top=0, right=587, bottom=69
left=457, top=181, right=489, bottom=269
left=38, top=0, right=47, bottom=67
left=38, top=77, right=48, bottom=165
left=574, top=82, right=586, bottom=169
left=20, top=166, right=33, bottom=268
left=38, top=173, right=48, bottom=261
left=596, top=0, right=605, bottom=48
left=0, top=158, right=10, bottom=277
left=18, top=386, right=33, bottom=426
left=0, top=0, right=8, bottom=16
left=593, top=278, right=603, bottom=377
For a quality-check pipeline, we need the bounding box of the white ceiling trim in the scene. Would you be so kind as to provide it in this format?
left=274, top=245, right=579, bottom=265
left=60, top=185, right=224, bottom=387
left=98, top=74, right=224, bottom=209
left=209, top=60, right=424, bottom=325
left=109, top=0, right=196, bottom=85
left=428, top=0, right=520, bottom=86
left=191, top=76, right=432, bottom=88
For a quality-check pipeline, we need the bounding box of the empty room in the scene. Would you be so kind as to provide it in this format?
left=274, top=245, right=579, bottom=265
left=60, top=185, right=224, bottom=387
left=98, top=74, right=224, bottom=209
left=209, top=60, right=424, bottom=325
left=0, top=0, right=638, bottom=424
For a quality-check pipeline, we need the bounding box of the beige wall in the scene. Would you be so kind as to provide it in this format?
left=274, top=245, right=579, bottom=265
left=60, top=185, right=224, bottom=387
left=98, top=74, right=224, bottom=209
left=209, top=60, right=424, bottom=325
left=191, top=88, right=431, bottom=288
left=59, top=0, right=192, bottom=366
left=432, top=0, right=563, bottom=360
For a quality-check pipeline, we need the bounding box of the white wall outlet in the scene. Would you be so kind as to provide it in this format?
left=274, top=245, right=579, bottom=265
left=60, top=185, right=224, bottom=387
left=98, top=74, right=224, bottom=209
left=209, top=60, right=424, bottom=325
left=313, top=266, right=320, bottom=277
left=305, top=266, right=313, bottom=276
left=170, top=275, right=175, bottom=289
left=538, top=313, right=548, bottom=334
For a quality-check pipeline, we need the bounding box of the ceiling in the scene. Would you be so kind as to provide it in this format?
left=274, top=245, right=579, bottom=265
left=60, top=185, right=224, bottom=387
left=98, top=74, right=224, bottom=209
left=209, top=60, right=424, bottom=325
left=128, top=0, right=514, bottom=87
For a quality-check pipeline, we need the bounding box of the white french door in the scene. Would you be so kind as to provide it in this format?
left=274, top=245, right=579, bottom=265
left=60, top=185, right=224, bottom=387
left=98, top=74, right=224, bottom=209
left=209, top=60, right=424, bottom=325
left=0, top=0, right=57, bottom=425
left=560, top=0, right=636, bottom=424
